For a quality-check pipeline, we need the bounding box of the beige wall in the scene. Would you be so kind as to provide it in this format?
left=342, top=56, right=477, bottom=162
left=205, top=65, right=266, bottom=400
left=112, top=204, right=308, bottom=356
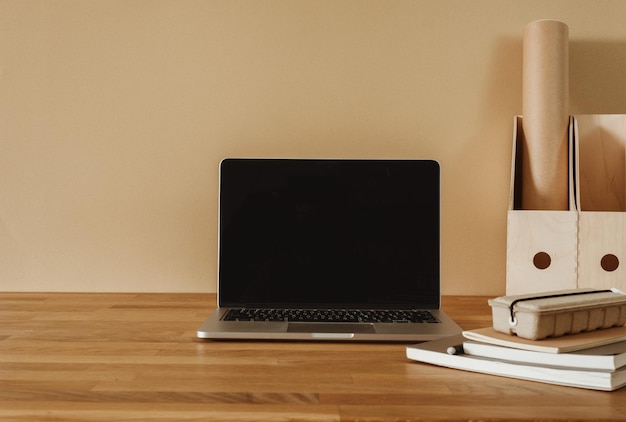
left=1, top=0, right=626, bottom=294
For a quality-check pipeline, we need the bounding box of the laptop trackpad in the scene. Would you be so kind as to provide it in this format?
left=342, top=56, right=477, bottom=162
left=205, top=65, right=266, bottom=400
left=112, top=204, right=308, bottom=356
left=287, top=323, right=376, bottom=334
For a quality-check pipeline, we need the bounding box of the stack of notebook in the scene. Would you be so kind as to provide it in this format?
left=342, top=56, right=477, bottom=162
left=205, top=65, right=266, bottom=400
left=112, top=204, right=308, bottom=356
left=406, top=325, right=626, bottom=391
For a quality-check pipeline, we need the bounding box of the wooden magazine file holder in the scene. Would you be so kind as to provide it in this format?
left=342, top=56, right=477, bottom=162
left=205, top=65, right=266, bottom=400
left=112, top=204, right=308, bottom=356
left=506, top=115, right=626, bottom=295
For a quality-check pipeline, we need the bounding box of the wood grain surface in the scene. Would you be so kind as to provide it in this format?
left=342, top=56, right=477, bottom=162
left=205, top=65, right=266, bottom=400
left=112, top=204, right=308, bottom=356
left=2, top=293, right=625, bottom=421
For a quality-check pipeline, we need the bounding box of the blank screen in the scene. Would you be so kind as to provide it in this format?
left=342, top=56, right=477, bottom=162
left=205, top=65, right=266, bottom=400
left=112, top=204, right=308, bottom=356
left=218, top=159, right=440, bottom=309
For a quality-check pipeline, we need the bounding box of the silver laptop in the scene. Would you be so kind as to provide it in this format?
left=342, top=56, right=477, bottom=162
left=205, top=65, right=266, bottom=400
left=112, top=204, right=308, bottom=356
left=197, top=158, right=462, bottom=341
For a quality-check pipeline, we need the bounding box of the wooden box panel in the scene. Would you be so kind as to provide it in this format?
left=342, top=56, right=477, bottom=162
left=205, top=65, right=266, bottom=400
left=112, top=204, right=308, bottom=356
left=574, top=115, right=626, bottom=291
left=505, top=116, right=578, bottom=295
left=506, top=210, right=578, bottom=295
left=578, top=212, right=626, bottom=290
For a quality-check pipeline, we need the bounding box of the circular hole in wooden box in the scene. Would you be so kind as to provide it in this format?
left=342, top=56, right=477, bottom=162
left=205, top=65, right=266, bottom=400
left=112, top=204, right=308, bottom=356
left=533, top=252, right=551, bottom=270
left=601, top=254, right=619, bottom=272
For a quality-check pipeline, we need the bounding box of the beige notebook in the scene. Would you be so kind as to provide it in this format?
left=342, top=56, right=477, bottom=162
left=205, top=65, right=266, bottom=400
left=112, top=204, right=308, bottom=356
left=463, top=325, right=626, bottom=354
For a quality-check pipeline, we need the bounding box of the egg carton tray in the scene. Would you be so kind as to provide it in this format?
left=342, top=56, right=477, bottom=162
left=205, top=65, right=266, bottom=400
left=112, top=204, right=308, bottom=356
left=489, top=288, right=626, bottom=340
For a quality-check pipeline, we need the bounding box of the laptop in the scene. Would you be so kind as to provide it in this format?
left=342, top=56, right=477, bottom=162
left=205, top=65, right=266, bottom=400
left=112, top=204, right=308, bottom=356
left=197, top=158, right=462, bottom=341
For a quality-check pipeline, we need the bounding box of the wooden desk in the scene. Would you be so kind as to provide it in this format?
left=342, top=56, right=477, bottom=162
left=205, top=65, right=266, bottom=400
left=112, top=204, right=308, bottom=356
left=1, top=293, right=625, bottom=421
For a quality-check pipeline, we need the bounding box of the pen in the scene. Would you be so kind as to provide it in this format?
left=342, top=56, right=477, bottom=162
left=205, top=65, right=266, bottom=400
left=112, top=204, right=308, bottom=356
left=446, top=344, right=463, bottom=355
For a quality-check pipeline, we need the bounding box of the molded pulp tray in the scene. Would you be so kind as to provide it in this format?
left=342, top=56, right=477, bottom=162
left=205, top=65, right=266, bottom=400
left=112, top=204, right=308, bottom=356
left=489, top=288, right=626, bottom=340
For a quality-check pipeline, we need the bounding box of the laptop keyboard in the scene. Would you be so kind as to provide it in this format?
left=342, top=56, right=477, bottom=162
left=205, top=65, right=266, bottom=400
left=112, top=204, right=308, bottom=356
left=223, top=308, right=440, bottom=323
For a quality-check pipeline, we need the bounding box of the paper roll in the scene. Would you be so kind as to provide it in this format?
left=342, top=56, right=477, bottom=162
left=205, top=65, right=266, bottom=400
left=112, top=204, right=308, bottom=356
left=521, top=20, right=569, bottom=210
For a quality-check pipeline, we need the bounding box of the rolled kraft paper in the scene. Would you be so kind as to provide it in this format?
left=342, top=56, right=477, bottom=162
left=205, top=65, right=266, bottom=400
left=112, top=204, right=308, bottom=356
left=521, top=20, right=569, bottom=210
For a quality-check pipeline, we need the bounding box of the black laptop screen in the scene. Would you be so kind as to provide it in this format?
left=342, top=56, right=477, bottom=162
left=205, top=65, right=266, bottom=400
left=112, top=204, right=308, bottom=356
left=218, top=159, right=440, bottom=309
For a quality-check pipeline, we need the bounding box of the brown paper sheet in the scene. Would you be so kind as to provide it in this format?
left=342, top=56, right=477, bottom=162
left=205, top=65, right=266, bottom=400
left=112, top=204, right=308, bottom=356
left=521, top=20, right=569, bottom=210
